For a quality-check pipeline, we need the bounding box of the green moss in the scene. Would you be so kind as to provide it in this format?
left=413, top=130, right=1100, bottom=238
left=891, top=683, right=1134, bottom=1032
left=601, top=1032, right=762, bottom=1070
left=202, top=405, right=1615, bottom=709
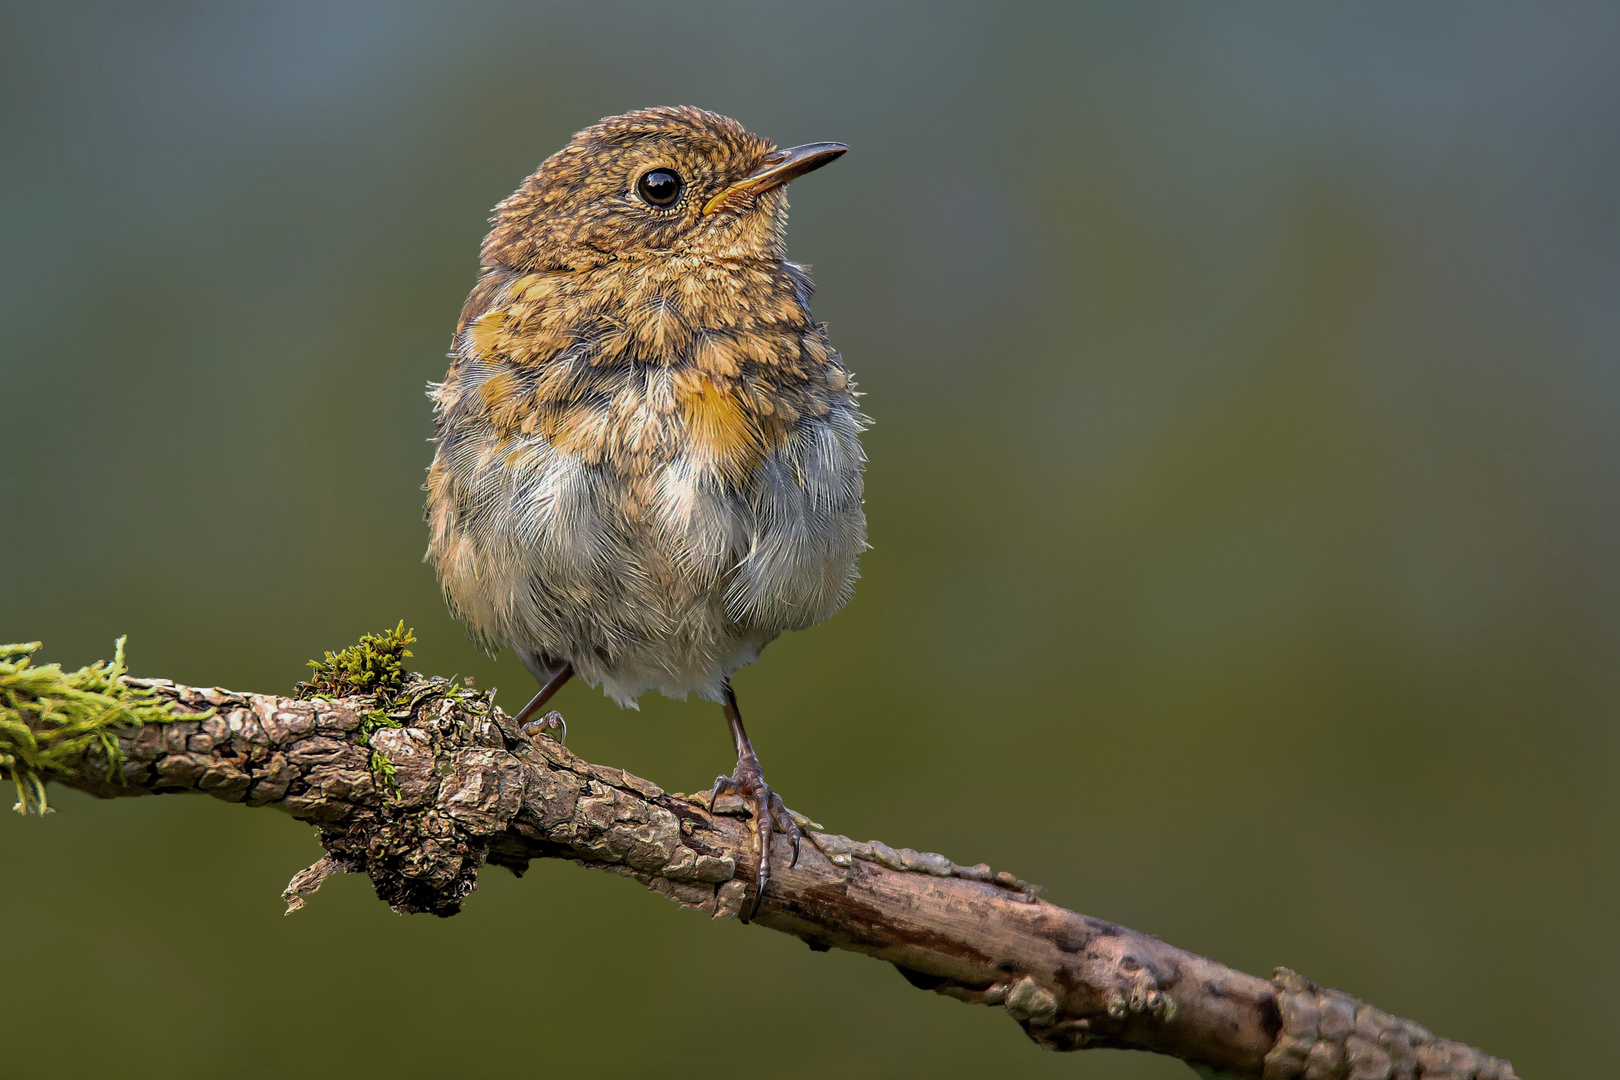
left=0, top=638, right=199, bottom=815
left=296, top=625, right=488, bottom=795
left=298, top=623, right=424, bottom=793
left=296, top=621, right=416, bottom=703
left=368, top=744, right=400, bottom=788
left=359, top=706, right=403, bottom=791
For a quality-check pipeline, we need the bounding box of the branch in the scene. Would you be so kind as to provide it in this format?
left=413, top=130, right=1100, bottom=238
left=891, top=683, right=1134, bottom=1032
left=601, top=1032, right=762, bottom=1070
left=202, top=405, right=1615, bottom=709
left=5, top=649, right=1519, bottom=1079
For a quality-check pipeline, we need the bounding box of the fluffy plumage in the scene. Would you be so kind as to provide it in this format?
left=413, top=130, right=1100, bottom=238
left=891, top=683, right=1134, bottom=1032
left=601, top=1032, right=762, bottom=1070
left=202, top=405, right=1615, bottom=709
left=425, top=107, right=866, bottom=707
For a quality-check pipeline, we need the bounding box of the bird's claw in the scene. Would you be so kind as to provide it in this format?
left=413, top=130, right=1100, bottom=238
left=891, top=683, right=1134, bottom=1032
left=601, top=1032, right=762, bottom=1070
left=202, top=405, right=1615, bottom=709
left=710, top=766, right=802, bottom=922
left=521, top=710, right=566, bottom=744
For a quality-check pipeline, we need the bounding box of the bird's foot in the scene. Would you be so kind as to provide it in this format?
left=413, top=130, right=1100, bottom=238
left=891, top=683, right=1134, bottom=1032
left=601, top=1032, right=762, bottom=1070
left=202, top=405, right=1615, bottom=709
left=520, top=710, right=566, bottom=744
left=711, top=761, right=801, bottom=922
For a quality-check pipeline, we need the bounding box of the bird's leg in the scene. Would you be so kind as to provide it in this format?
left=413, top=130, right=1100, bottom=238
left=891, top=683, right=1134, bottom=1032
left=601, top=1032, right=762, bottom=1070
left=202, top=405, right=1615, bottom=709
left=710, top=679, right=801, bottom=922
left=513, top=661, right=573, bottom=740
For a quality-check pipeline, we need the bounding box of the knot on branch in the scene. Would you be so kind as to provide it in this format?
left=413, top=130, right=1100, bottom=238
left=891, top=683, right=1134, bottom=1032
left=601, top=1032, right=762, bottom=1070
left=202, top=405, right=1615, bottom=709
left=1263, top=968, right=1518, bottom=1080
left=283, top=631, right=529, bottom=916
left=288, top=676, right=525, bottom=916
left=893, top=918, right=1178, bottom=1057
left=282, top=672, right=749, bottom=920
left=915, top=972, right=1091, bottom=1051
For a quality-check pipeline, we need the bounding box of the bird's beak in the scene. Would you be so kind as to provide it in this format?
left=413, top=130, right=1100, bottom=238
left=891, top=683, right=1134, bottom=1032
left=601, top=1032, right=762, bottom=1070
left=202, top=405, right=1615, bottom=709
left=702, top=142, right=849, bottom=215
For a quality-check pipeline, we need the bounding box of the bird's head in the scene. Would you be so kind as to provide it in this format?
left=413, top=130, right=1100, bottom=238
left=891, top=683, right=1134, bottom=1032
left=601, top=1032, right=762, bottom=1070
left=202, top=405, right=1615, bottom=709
left=481, top=106, right=846, bottom=271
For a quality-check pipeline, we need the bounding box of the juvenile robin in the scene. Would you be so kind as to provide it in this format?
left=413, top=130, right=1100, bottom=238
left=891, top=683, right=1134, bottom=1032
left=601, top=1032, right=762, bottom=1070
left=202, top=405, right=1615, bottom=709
left=424, top=107, right=866, bottom=918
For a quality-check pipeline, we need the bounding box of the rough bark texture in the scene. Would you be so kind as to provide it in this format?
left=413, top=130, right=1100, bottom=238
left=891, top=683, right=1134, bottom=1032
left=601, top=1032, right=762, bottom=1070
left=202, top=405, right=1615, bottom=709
left=29, top=672, right=1518, bottom=1080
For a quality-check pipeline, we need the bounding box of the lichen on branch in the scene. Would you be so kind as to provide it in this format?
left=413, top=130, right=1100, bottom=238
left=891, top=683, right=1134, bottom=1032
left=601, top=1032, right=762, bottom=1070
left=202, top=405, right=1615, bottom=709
left=0, top=637, right=203, bottom=814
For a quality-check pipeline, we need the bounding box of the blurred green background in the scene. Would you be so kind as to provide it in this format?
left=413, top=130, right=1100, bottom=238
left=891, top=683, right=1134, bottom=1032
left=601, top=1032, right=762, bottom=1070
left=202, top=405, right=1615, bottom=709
left=3, top=3, right=1615, bottom=1077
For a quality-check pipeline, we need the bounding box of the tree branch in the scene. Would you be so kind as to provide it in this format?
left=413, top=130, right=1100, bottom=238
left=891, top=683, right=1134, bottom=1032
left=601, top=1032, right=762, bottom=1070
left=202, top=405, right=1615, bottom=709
left=12, top=665, right=1519, bottom=1079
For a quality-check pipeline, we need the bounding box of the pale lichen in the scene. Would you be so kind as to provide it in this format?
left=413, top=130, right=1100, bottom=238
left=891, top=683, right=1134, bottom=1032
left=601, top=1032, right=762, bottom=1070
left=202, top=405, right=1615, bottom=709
left=0, top=638, right=203, bottom=814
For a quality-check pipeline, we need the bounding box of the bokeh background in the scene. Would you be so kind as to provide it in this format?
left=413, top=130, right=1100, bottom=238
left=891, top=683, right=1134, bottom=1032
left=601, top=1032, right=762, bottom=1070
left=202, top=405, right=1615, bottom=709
left=3, top=3, right=1616, bottom=1077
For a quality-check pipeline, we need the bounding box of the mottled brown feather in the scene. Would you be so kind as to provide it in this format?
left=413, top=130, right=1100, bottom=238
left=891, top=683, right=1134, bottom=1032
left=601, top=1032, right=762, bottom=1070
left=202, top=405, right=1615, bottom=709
left=425, top=107, right=866, bottom=706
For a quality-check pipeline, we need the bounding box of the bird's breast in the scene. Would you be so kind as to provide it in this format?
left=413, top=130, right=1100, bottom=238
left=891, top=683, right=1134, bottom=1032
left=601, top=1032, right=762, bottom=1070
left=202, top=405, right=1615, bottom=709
left=465, top=364, right=793, bottom=488
left=444, top=264, right=845, bottom=485
left=426, top=262, right=867, bottom=654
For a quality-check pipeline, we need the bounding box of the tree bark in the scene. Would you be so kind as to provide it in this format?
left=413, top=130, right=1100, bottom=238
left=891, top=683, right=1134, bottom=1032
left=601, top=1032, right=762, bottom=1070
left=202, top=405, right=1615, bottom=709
left=24, top=671, right=1518, bottom=1080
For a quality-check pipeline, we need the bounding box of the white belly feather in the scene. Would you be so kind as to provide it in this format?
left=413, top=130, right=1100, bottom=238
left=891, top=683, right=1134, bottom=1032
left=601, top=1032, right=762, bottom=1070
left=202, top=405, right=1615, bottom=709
left=429, top=384, right=866, bottom=706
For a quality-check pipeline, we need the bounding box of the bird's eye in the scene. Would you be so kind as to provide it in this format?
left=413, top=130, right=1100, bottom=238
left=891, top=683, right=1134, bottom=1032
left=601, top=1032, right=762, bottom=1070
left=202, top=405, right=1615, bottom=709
left=636, top=168, right=683, bottom=208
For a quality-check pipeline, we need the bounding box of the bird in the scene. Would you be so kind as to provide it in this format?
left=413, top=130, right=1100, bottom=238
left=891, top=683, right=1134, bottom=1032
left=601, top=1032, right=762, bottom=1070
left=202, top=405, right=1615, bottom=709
left=424, top=107, right=866, bottom=919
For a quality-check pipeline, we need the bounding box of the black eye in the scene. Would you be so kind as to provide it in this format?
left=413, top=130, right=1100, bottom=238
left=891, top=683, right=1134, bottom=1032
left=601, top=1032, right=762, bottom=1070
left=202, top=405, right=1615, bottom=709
left=636, top=168, right=683, bottom=208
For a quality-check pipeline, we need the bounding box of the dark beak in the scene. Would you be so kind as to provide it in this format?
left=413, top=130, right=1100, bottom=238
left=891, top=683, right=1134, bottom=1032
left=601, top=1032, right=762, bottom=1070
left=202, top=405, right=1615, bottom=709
left=702, top=142, right=849, bottom=215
